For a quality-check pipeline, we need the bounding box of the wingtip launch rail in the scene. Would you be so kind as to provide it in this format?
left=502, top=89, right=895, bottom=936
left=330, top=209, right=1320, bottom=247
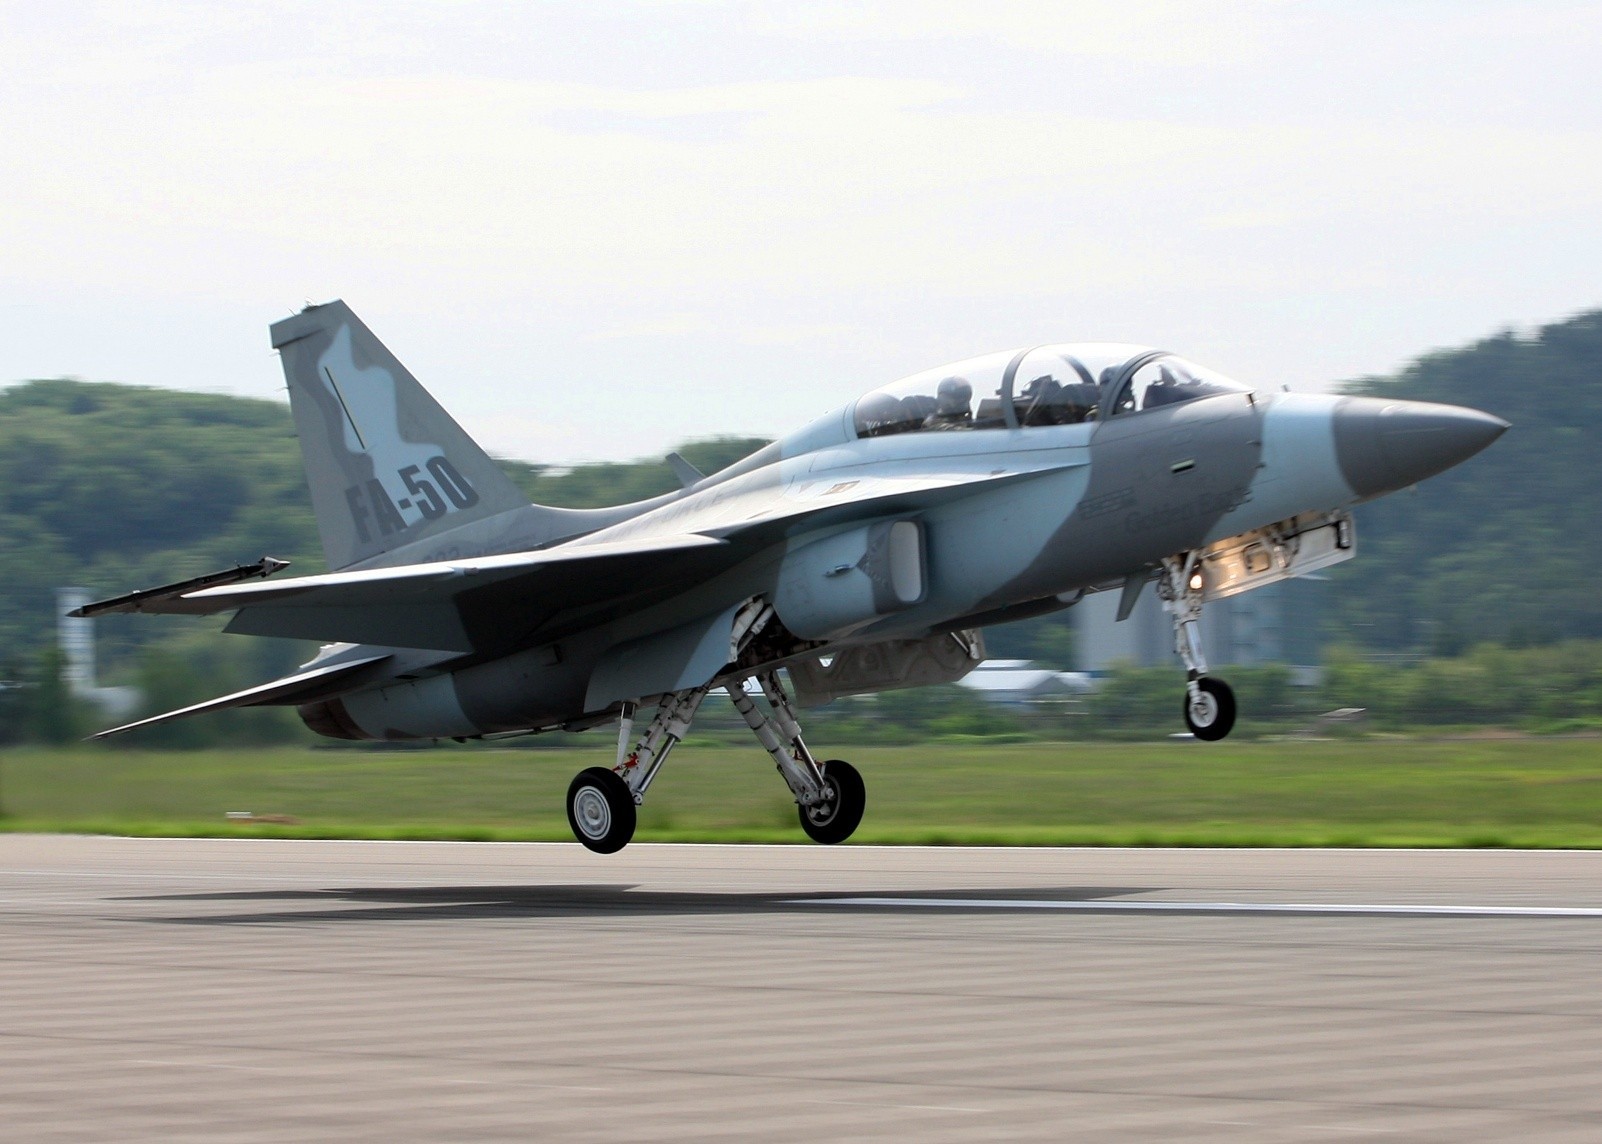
left=70, top=557, right=292, bottom=618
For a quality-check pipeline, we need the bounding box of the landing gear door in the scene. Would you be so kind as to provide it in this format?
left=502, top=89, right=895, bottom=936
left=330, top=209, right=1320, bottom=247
left=1199, top=510, right=1355, bottom=603
left=787, top=630, right=985, bottom=707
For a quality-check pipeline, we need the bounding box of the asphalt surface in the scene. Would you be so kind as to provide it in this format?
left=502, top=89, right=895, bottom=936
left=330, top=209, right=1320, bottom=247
left=3, top=836, right=1601, bottom=1142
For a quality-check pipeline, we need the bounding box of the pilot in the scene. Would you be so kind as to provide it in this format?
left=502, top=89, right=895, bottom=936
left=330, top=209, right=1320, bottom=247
left=1143, top=365, right=1188, bottom=410
left=1017, top=374, right=1061, bottom=425
left=855, top=391, right=905, bottom=437
left=1062, top=382, right=1099, bottom=423
left=1101, top=366, right=1136, bottom=416
left=923, top=376, right=973, bottom=430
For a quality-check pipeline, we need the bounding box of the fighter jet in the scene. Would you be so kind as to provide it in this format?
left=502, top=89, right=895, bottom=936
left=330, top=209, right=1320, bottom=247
left=77, top=302, right=1507, bottom=852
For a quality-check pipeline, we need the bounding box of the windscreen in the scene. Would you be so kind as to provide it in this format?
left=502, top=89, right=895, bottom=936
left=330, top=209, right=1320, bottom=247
left=1104, top=355, right=1252, bottom=417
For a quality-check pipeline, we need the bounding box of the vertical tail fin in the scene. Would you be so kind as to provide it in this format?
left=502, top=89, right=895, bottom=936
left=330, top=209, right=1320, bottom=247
left=270, top=301, right=529, bottom=570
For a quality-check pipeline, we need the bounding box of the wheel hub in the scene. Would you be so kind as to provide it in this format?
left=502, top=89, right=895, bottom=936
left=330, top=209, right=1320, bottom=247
left=805, top=786, right=840, bottom=826
left=574, top=785, right=611, bottom=839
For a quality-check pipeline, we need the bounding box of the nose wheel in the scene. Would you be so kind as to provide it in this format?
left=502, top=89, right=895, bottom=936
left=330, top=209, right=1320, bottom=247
left=1183, top=677, right=1236, bottom=741
left=1160, top=553, right=1237, bottom=741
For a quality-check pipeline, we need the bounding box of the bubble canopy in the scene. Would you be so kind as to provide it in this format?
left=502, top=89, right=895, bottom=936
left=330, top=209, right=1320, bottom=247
left=851, top=344, right=1253, bottom=438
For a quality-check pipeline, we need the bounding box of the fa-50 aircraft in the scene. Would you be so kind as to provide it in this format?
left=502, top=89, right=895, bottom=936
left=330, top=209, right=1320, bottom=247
left=80, top=302, right=1507, bottom=852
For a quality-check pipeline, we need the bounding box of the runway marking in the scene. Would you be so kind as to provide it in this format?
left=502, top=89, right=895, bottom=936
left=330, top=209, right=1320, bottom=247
left=443, top=1078, right=610, bottom=1093
left=800, top=1098, right=986, bottom=1113
left=798, top=897, right=1602, bottom=917
left=1306, top=1127, right=1399, bottom=1135
left=128, top=1059, right=283, bottom=1073
left=1201, top=1125, right=1396, bottom=1136
left=127, top=1061, right=609, bottom=1093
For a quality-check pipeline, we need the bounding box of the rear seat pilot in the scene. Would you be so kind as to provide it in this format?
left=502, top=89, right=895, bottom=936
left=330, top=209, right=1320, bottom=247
left=923, top=376, right=974, bottom=430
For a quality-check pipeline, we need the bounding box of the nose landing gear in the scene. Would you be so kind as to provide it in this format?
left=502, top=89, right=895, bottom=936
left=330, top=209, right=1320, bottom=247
left=1159, top=553, right=1236, bottom=741
left=1183, top=676, right=1236, bottom=741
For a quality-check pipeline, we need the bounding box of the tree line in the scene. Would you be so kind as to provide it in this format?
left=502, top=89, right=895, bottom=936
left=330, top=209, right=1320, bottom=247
left=10, top=638, right=1600, bottom=748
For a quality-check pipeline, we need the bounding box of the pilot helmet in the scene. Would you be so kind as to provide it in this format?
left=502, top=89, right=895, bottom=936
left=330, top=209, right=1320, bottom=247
left=855, top=391, right=903, bottom=433
left=935, top=375, right=973, bottom=413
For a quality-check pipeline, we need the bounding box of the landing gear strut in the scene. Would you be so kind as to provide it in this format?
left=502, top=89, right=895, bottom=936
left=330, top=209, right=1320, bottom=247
left=566, top=687, right=710, bottom=853
left=1158, top=553, right=1236, bottom=741
left=563, top=600, right=866, bottom=853
left=727, top=671, right=865, bottom=845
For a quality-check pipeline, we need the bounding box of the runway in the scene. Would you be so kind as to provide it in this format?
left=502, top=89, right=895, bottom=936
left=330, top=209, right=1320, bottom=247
left=4, top=837, right=1601, bottom=1142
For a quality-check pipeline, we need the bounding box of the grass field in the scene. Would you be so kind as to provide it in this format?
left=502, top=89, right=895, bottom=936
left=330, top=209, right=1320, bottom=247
left=3, top=736, right=1601, bottom=847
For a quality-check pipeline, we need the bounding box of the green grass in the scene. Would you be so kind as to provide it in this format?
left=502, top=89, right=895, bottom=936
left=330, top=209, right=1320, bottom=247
left=2, top=737, right=1601, bottom=848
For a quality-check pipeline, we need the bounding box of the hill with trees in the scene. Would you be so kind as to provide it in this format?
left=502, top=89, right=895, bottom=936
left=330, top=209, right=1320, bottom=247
left=0, top=377, right=768, bottom=684
left=1324, top=310, right=1602, bottom=652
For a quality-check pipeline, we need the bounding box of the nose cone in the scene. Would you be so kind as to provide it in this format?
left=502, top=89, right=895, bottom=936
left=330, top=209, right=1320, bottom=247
left=1333, top=397, right=1508, bottom=499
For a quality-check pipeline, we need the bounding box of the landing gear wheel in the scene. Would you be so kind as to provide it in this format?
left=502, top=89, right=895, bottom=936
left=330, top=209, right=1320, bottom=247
left=1184, top=677, right=1236, bottom=741
left=566, top=767, right=637, bottom=854
left=799, top=759, right=865, bottom=845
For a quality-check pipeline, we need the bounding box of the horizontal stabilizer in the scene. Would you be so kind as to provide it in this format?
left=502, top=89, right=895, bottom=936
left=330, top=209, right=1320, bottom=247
left=91, top=654, right=391, bottom=739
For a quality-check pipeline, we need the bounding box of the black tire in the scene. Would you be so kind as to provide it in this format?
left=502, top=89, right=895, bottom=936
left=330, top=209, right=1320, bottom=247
left=798, top=759, right=866, bottom=845
left=566, top=766, right=637, bottom=854
left=1183, top=677, right=1236, bottom=741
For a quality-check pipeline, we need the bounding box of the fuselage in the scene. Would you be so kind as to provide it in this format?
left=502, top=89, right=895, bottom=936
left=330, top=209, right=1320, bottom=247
left=307, top=343, right=1506, bottom=741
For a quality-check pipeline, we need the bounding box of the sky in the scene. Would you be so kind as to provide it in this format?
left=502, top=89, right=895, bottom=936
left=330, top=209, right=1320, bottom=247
left=2, top=1, right=1599, bottom=465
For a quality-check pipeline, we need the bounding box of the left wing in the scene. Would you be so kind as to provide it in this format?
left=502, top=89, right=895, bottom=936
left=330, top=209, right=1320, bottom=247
left=74, top=534, right=732, bottom=654
left=78, top=463, right=1079, bottom=655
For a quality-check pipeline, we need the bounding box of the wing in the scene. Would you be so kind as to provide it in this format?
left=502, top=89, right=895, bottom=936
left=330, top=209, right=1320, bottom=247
left=76, top=534, right=732, bottom=654
left=220, top=532, right=737, bottom=652
left=78, top=463, right=1078, bottom=656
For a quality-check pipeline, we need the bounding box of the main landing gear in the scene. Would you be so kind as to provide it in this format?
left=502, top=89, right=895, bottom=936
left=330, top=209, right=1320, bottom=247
left=727, top=672, right=865, bottom=846
left=566, top=687, right=709, bottom=854
left=1158, top=553, right=1236, bottom=741
left=563, top=605, right=866, bottom=854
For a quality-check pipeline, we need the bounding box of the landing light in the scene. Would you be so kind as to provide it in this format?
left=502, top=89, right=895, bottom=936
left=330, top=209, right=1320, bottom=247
left=1188, top=570, right=1205, bottom=592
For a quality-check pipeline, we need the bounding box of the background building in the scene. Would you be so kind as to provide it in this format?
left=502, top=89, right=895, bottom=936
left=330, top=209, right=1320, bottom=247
left=1072, top=578, right=1329, bottom=673
left=55, top=588, right=140, bottom=719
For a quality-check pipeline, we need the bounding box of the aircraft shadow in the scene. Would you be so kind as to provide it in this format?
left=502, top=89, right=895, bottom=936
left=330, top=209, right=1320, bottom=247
left=117, top=884, right=1158, bottom=926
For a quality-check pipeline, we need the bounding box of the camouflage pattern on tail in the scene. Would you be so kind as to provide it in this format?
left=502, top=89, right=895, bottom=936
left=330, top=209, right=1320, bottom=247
left=270, top=301, right=529, bottom=570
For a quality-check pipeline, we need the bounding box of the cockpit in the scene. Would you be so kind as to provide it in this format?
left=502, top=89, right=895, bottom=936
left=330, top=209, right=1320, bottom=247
left=852, top=343, right=1252, bottom=438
